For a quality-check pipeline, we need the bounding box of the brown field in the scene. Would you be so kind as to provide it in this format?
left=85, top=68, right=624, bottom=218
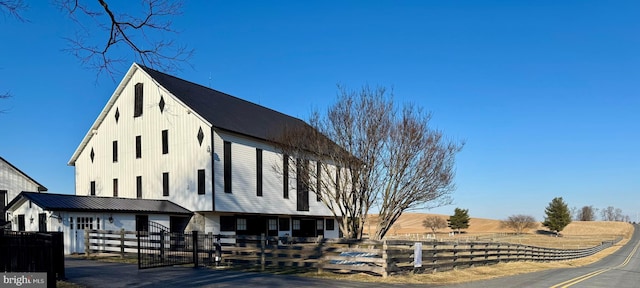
left=312, top=213, right=633, bottom=284
left=364, top=213, right=633, bottom=246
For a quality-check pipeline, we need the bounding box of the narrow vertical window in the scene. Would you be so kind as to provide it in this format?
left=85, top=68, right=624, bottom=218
left=256, top=148, right=263, bottom=197
left=283, top=154, right=289, bottom=199
left=316, top=162, right=322, bottom=201
left=90, top=181, right=96, bottom=196
left=197, top=169, right=205, bottom=195
left=0, top=190, right=7, bottom=223
left=162, top=130, right=169, bottom=154
left=113, top=178, right=118, bottom=197
left=136, top=176, right=142, bottom=198
left=223, top=141, right=232, bottom=193
left=112, top=140, right=118, bottom=162
left=335, top=167, right=341, bottom=202
left=136, top=135, right=142, bottom=159
left=163, top=172, right=169, bottom=196
left=296, top=159, right=309, bottom=211
left=134, top=83, right=143, bottom=117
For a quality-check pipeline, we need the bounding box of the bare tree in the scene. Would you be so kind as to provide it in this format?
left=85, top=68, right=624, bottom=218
left=54, top=0, right=193, bottom=78
left=422, top=215, right=447, bottom=235
left=274, top=85, right=462, bottom=240
left=575, top=205, right=597, bottom=221
left=601, top=206, right=626, bottom=221
left=501, top=214, right=537, bottom=234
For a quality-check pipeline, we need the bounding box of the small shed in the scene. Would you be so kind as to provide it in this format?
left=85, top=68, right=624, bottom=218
left=6, top=191, right=193, bottom=254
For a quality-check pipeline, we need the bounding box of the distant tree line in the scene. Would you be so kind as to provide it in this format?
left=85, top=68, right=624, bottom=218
left=570, top=205, right=631, bottom=222
left=421, top=198, right=633, bottom=238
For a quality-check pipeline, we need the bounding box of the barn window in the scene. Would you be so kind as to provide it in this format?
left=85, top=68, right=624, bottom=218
left=163, top=172, right=169, bottom=196
left=283, top=154, right=289, bottom=199
left=236, top=218, right=247, bottom=231
left=135, top=135, right=142, bottom=159
left=326, top=219, right=335, bottom=231
left=292, top=219, right=300, bottom=230
left=279, top=218, right=290, bottom=231
left=112, top=140, right=118, bottom=162
left=197, top=127, right=204, bottom=146
left=159, top=96, right=165, bottom=113
left=134, top=83, right=143, bottom=117
left=316, top=162, right=322, bottom=201
left=223, top=141, right=232, bottom=193
left=136, top=215, right=149, bottom=232
left=268, top=219, right=278, bottom=231
left=113, top=178, right=118, bottom=197
left=197, top=169, right=205, bottom=195
left=220, top=216, right=235, bottom=231
left=256, top=148, right=263, bottom=197
left=90, top=181, right=96, bottom=196
left=136, top=176, right=142, bottom=198
left=162, top=130, right=169, bottom=154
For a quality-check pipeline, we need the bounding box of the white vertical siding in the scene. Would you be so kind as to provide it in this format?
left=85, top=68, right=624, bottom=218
left=0, top=160, right=42, bottom=204
left=213, top=131, right=334, bottom=216
left=73, top=68, right=213, bottom=212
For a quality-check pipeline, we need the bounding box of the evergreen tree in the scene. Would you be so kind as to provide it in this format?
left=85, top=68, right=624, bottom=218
left=448, top=208, right=470, bottom=234
left=542, top=197, right=572, bottom=235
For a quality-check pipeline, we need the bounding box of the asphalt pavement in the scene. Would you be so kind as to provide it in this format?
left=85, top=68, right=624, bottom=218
left=63, top=257, right=418, bottom=288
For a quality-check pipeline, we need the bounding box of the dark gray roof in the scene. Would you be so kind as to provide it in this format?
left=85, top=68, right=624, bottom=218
left=139, top=65, right=309, bottom=141
left=0, top=156, right=47, bottom=191
left=7, top=192, right=192, bottom=215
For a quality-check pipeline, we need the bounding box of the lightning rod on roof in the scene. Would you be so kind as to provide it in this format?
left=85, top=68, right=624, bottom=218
left=208, top=72, right=212, bottom=88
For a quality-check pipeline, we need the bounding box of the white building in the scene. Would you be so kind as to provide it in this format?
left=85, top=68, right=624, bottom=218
left=6, top=191, right=191, bottom=254
left=0, top=156, right=47, bottom=228
left=67, top=63, right=340, bottom=239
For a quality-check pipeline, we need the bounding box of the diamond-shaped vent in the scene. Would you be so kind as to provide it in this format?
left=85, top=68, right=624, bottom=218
left=197, top=127, right=204, bottom=146
left=90, top=148, right=95, bottom=163
left=114, top=108, right=120, bottom=123
left=159, top=96, right=165, bottom=113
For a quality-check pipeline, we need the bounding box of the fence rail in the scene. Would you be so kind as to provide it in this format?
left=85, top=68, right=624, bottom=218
left=85, top=230, right=622, bottom=277
left=0, top=230, right=65, bottom=288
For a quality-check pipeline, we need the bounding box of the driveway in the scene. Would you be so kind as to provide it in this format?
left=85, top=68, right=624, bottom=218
left=64, top=257, right=419, bottom=288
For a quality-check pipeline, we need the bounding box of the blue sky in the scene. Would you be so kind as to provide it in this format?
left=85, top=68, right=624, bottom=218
left=1, top=1, right=638, bottom=221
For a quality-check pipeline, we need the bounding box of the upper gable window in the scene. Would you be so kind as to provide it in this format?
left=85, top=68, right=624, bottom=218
left=134, top=83, right=143, bottom=117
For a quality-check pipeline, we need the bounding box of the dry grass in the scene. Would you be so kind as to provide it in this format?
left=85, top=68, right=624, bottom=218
left=307, top=213, right=635, bottom=284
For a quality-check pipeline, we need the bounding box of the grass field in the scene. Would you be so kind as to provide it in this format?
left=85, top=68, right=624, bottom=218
left=364, top=213, right=632, bottom=249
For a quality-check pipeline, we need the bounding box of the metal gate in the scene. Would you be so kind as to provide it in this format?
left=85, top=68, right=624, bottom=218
left=138, top=221, right=221, bottom=269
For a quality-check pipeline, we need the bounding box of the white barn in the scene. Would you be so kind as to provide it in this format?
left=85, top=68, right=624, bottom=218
left=67, top=63, right=340, bottom=239
left=0, top=156, right=48, bottom=228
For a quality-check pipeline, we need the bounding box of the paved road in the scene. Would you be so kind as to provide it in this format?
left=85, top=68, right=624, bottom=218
left=65, top=225, right=640, bottom=288
left=64, top=258, right=418, bottom=288
left=443, top=224, right=640, bottom=288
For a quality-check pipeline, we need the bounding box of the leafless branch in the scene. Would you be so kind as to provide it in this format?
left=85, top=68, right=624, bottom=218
left=54, top=0, right=193, bottom=79
left=0, top=0, right=28, bottom=21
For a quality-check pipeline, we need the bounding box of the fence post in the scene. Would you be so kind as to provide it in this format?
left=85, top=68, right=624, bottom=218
left=260, top=233, right=266, bottom=271
left=469, top=244, right=474, bottom=268
left=85, top=230, right=90, bottom=256
left=120, top=229, right=125, bottom=258
left=432, top=243, right=438, bottom=274
left=160, top=230, right=165, bottom=261
left=193, top=230, right=199, bottom=268
left=382, top=240, right=389, bottom=277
